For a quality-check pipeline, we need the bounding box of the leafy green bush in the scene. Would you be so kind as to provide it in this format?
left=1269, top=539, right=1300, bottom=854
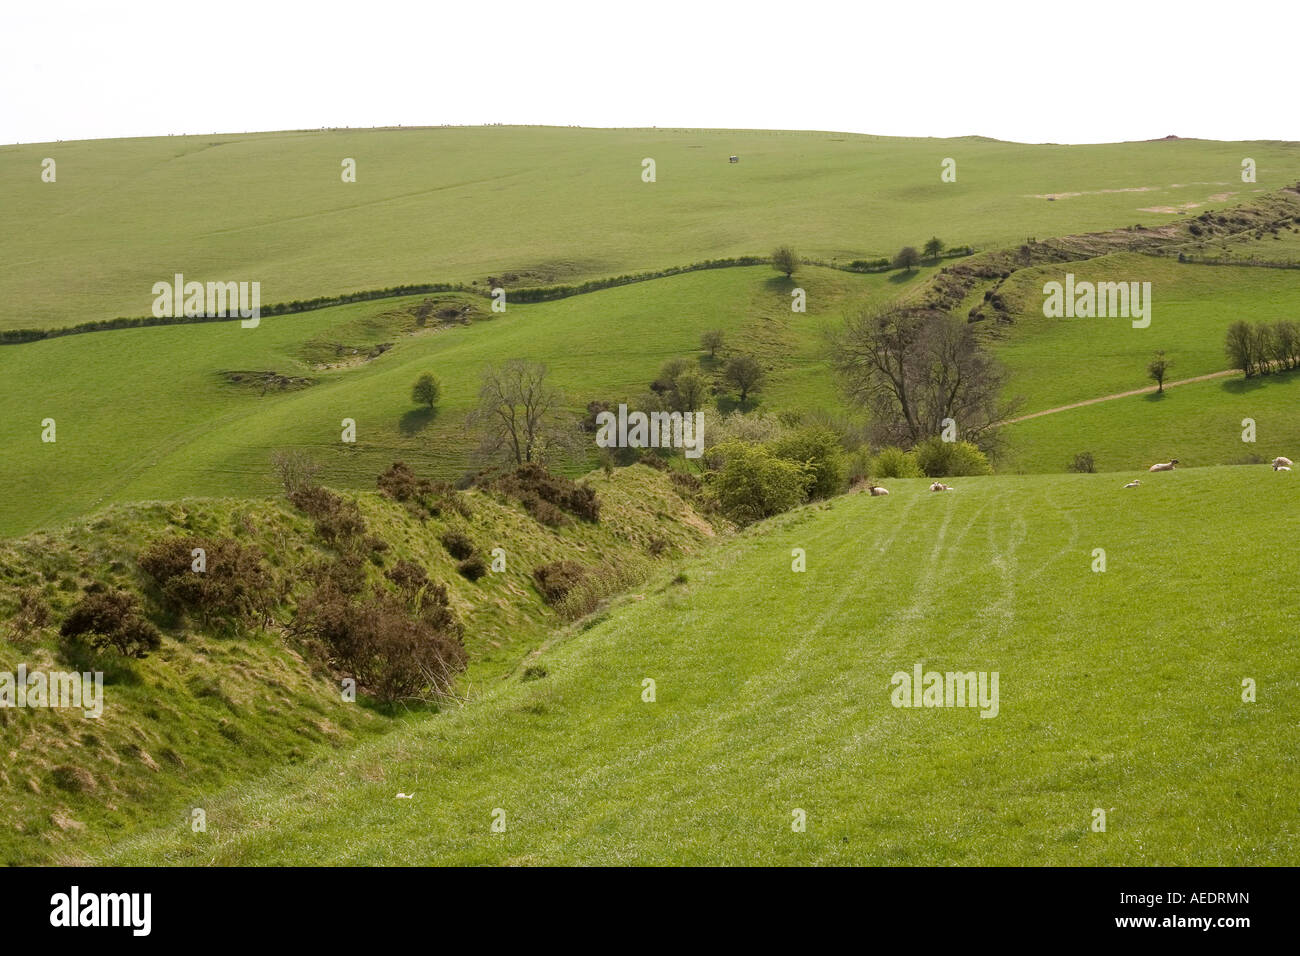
left=707, top=441, right=809, bottom=525
left=913, top=437, right=992, bottom=477
left=872, top=447, right=924, bottom=479
left=770, top=426, right=847, bottom=500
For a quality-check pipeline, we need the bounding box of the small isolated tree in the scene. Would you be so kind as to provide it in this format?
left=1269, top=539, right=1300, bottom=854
left=468, top=359, right=572, bottom=466
left=923, top=237, right=944, bottom=261
left=412, top=372, right=441, bottom=409
left=1147, top=350, right=1171, bottom=393
left=1067, top=452, right=1097, bottom=474
left=892, top=246, right=921, bottom=273
left=724, top=354, right=765, bottom=403
left=708, top=442, right=809, bottom=525
left=673, top=370, right=710, bottom=412
left=701, top=329, right=725, bottom=359
left=652, top=357, right=691, bottom=394
left=771, top=246, right=799, bottom=278
left=270, top=449, right=322, bottom=496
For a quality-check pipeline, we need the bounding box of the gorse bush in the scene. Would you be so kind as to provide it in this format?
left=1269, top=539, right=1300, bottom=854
left=457, top=554, right=489, bottom=582
left=294, top=584, right=465, bottom=705
left=532, top=560, right=588, bottom=605
left=439, top=529, right=476, bottom=561
left=7, top=587, right=51, bottom=642
left=385, top=559, right=429, bottom=596
left=60, top=588, right=162, bottom=659
left=491, top=463, right=600, bottom=525
left=289, top=486, right=367, bottom=547
left=1068, top=452, right=1097, bottom=474
left=138, top=536, right=275, bottom=629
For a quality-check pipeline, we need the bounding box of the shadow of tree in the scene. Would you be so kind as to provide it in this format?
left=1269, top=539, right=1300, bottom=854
left=399, top=406, right=439, bottom=435
left=716, top=394, right=758, bottom=415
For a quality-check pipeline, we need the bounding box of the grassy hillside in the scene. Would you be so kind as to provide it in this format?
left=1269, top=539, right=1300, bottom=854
left=0, top=465, right=722, bottom=864
left=0, top=264, right=886, bottom=538
left=1002, top=370, right=1300, bottom=474
left=5, top=127, right=1299, bottom=330
left=993, top=253, right=1300, bottom=413
left=93, top=466, right=1300, bottom=865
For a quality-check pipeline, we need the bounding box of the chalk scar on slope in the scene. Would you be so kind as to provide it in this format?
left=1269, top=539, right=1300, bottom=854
left=1004, top=369, right=1241, bottom=424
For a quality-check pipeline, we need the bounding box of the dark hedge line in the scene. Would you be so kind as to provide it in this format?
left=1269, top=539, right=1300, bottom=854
left=1, top=249, right=976, bottom=346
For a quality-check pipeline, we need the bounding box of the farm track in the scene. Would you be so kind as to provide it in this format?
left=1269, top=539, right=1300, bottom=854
left=1004, top=369, right=1242, bottom=424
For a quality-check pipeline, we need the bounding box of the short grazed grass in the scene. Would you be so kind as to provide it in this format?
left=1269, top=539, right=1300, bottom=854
left=98, top=467, right=1300, bottom=865
left=6, top=127, right=1296, bottom=330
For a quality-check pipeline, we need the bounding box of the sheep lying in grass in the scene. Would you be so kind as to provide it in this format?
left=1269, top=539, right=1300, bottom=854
left=1148, top=459, right=1179, bottom=472
left=868, top=485, right=889, bottom=496
left=1273, top=456, right=1293, bottom=470
left=1123, top=479, right=1141, bottom=489
left=929, top=481, right=953, bottom=492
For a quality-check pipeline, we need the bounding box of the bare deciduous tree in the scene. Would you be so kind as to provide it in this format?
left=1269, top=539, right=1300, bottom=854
left=831, top=304, right=1019, bottom=450
left=468, top=359, right=574, bottom=466
left=270, top=449, right=322, bottom=495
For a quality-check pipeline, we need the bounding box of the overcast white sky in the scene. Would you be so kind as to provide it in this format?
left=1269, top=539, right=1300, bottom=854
left=4, top=0, right=1295, bottom=145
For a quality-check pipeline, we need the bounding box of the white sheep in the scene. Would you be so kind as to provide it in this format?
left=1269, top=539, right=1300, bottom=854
left=929, top=481, right=953, bottom=492
left=869, top=485, right=889, bottom=496
left=1148, top=459, right=1179, bottom=472
left=1123, top=479, right=1141, bottom=488
left=1276, top=465, right=1292, bottom=472
left=1273, top=456, right=1292, bottom=470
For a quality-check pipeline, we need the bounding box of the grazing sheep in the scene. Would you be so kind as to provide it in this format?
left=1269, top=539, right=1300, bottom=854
left=929, top=481, right=952, bottom=492
left=869, top=485, right=889, bottom=496
left=1123, top=479, right=1141, bottom=488
left=1273, top=456, right=1293, bottom=469
left=1148, top=459, right=1179, bottom=472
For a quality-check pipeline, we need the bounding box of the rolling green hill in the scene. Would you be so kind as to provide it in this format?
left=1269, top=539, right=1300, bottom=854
left=0, top=264, right=887, bottom=538
left=90, top=466, right=1300, bottom=866
left=5, top=126, right=1299, bottom=331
